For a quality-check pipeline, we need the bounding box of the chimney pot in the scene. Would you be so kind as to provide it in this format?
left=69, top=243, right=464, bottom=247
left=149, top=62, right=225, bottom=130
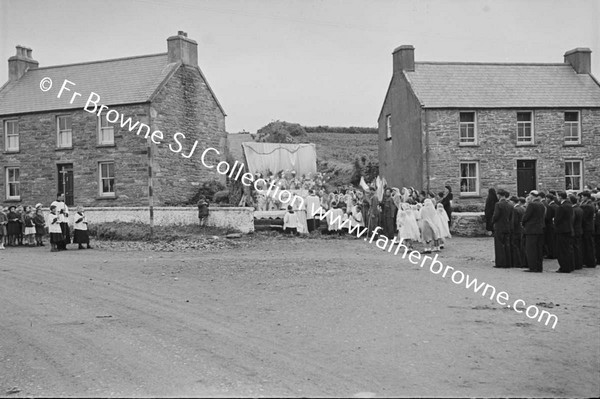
left=564, top=47, right=592, bottom=74
left=393, top=45, right=415, bottom=74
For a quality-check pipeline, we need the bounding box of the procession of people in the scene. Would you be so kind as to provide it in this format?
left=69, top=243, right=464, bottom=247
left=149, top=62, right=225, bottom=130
left=248, top=170, right=455, bottom=253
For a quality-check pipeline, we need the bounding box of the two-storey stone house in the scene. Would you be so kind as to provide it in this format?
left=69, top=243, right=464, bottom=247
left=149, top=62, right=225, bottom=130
left=378, top=45, right=600, bottom=204
left=0, top=31, right=227, bottom=207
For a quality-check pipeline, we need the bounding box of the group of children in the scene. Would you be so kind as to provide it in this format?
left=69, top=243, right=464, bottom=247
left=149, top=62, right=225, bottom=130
left=0, top=199, right=92, bottom=251
left=0, top=204, right=46, bottom=248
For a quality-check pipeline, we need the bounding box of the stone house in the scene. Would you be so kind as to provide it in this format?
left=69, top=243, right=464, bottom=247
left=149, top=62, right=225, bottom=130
left=0, top=31, right=227, bottom=207
left=378, top=45, right=600, bottom=204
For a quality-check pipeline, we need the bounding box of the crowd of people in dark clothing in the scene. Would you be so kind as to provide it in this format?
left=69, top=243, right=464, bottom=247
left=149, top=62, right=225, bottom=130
left=485, top=188, right=600, bottom=273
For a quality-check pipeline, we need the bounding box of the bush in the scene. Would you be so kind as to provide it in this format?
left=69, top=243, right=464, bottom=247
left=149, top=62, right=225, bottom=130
left=188, top=179, right=227, bottom=205
left=255, top=121, right=308, bottom=143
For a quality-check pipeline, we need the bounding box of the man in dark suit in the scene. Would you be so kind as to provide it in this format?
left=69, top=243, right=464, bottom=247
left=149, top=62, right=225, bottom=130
left=521, top=190, right=546, bottom=272
left=570, top=195, right=584, bottom=270
left=554, top=191, right=574, bottom=273
left=580, top=191, right=596, bottom=267
left=593, top=200, right=600, bottom=266
left=510, top=196, right=525, bottom=268
left=543, top=193, right=558, bottom=259
left=492, top=189, right=513, bottom=268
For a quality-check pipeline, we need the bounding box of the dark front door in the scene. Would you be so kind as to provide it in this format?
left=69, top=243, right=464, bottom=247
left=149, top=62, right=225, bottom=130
left=57, top=164, right=74, bottom=206
left=517, top=160, right=536, bottom=197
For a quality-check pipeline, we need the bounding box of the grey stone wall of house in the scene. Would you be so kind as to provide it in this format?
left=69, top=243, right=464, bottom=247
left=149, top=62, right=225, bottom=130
left=0, top=104, right=153, bottom=207
left=378, top=74, right=423, bottom=190
left=423, top=108, right=600, bottom=206
left=150, top=65, right=227, bottom=206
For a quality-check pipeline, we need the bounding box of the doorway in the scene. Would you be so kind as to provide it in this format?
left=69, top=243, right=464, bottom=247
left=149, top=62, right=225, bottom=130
left=517, top=160, right=536, bottom=197
left=57, top=163, right=74, bottom=206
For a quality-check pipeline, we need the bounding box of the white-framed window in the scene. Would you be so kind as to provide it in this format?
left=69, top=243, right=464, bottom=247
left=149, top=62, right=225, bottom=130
left=4, top=120, right=19, bottom=152
left=99, top=161, right=115, bottom=196
left=516, top=111, right=534, bottom=144
left=6, top=167, right=20, bottom=200
left=385, top=114, right=392, bottom=140
left=564, top=111, right=581, bottom=145
left=565, top=160, right=582, bottom=191
left=98, top=115, right=114, bottom=145
left=459, top=161, right=479, bottom=196
left=56, top=115, right=72, bottom=148
left=459, top=111, right=476, bottom=145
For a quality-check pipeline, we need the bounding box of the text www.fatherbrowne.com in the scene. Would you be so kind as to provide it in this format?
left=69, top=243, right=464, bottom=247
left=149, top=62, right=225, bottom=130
left=310, top=204, right=559, bottom=329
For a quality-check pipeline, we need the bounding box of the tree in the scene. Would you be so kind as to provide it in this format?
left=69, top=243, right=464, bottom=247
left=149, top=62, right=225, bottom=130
left=255, top=120, right=308, bottom=143
left=350, top=155, right=379, bottom=186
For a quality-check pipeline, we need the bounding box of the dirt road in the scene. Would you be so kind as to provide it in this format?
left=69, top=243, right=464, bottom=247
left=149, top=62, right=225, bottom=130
left=0, top=236, right=598, bottom=397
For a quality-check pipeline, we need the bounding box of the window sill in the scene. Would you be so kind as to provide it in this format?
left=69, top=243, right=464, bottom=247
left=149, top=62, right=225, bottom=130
left=96, top=195, right=117, bottom=200
left=55, top=147, right=73, bottom=151
left=459, top=143, right=478, bottom=147
left=5, top=198, right=21, bottom=202
left=97, top=143, right=116, bottom=148
left=563, top=143, right=583, bottom=147
left=3, top=150, right=20, bottom=154
left=516, top=143, right=535, bottom=147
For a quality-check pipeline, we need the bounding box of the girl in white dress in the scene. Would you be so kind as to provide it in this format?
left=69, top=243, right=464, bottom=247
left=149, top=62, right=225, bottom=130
left=435, top=203, right=451, bottom=250
left=420, top=199, right=442, bottom=253
left=397, top=203, right=420, bottom=249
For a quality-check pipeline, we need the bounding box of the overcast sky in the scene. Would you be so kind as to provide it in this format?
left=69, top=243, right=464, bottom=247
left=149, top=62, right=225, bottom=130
left=1, top=0, right=598, bottom=132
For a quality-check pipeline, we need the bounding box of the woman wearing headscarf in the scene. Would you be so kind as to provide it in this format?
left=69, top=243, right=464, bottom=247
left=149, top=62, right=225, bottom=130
left=381, top=188, right=398, bottom=239
left=420, top=199, right=442, bottom=253
left=367, top=187, right=380, bottom=235
left=440, top=185, right=453, bottom=228
left=484, top=187, right=499, bottom=236
left=6, top=206, right=20, bottom=247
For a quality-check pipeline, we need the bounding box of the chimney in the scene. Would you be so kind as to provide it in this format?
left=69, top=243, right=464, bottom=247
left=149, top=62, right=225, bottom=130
left=167, top=31, right=198, bottom=67
left=564, top=47, right=591, bottom=74
left=393, top=45, right=415, bottom=74
left=8, top=45, right=39, bottom=81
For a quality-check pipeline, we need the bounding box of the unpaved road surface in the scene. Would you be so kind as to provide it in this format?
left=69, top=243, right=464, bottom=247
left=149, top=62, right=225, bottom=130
left=1, top=236, right=598, bottom=397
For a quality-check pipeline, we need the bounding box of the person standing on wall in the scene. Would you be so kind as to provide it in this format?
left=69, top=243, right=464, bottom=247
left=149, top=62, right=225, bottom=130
left=492, top=189, right=513, bottom=268
left=554, top=191, right=574, bottom=273
left=521, top=190, right=546, bottom=273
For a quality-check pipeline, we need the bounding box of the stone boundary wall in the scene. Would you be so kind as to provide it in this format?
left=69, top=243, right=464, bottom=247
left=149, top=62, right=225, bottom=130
left=52, top=207, right=255, bottom=234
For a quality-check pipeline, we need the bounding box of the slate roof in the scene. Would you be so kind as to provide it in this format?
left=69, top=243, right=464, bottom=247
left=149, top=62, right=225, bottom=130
left=403, top=62, right=600, bottom=108
left=0, top=53, right=224, bottom=116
